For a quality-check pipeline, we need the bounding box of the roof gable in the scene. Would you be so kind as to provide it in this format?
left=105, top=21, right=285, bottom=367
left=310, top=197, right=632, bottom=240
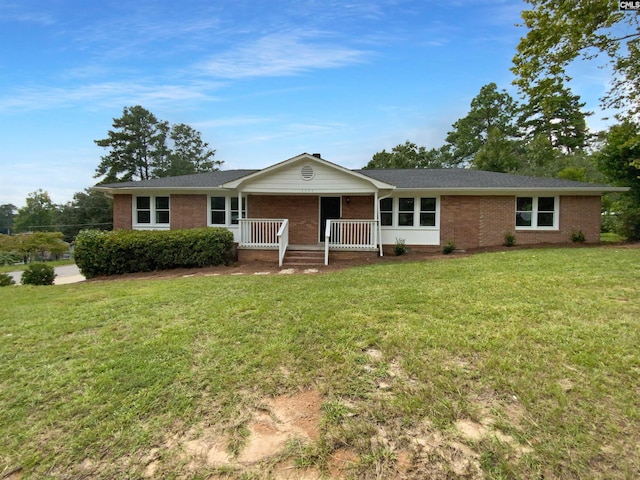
left=222, top=153, right=395, bottom=192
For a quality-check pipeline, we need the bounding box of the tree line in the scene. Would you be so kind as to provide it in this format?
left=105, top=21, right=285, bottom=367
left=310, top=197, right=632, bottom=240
left=365, top=1, right=640, bottom=240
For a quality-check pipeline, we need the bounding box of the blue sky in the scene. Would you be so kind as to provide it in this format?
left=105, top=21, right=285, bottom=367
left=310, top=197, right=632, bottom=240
left=0, top=0, right=613, bottom=208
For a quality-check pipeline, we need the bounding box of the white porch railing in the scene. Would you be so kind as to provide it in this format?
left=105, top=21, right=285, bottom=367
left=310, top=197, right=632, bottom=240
left=325, top=219, right=379, bottom=265
left=240, top=218, right=378, bottom=266
left=277, top=219, right=289, bottom=267
left=239, top=219, right=285, bottom=248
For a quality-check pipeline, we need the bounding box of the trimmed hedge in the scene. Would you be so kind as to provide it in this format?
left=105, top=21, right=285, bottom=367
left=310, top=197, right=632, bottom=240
left=74, top=228, right=235, bottom=279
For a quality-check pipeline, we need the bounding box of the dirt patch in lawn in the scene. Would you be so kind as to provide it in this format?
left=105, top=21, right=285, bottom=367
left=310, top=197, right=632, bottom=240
left=151, top=389, right=325, bottom=477
left=136, top=382, right=530, bottom=479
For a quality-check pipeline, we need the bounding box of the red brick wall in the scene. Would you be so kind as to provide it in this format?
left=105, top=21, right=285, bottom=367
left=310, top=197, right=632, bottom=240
left=439, top=195, right=601, bottom=249
left=170, top=194, right=207, bottom=229
left=237, top=249, right=279, bottom=264
left=113, top=194, right=132, bottom=230
left=440, top=195, right=515, bottom=249
left=342, top=195, right=374, bottom=219
left=516, top=195, right=601, bottom=245
left=248, top=195, right=319, bottom=244
left=113, top=193, right=601, bottom=249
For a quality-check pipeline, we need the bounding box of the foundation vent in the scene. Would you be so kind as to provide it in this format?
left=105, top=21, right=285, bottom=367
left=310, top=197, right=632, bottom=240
left=301, top=165, right=315, bottom=181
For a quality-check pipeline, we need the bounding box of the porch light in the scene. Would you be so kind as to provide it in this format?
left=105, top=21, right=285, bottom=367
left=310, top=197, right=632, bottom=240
left=346, top=196, right=350, bottom=205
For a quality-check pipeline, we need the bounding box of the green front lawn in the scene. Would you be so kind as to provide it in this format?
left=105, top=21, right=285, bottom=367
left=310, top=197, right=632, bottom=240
left=1, top=247, right=638, bottom=479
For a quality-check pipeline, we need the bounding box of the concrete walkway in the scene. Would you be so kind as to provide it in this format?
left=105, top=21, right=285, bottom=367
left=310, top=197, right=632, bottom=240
left=8, top=264, right=85, bottom=285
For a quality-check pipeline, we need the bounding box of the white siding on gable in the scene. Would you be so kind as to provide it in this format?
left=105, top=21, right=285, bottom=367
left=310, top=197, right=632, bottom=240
left=239, top=161, right=378, bottom=194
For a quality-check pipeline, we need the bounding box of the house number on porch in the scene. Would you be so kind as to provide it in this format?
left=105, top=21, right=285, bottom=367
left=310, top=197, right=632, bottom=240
left=301, top=189, right=315, bottom=193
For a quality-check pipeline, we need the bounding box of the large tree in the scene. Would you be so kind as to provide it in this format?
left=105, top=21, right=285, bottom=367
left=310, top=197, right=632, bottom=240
left=364, top=141, right=453, bottom=169
left=94, top=106, right=221, bottom=183
left=519, top=78, right=590, bottom=154
left=58, top=189, right=113, bottom=242
left=95, top=106, right=169, bottom=182
left=597, top=121, right=640, bottom=201
left=512, top=0, right=640, bottom=118
left=596, top=120, right=640, bottom=240
left=163, top=123, right=221, bottom=177
left=473, top=128, right=522, bottom=173
left=445, top=83, right=520, bottom=167
left=0, top=204, right=16, bottom=235
left=13, top=190, right=60, bottom=233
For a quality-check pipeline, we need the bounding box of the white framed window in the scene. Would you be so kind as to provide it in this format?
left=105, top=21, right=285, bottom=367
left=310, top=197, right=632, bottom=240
left=210, top=196, right=226, bottom=225
left=419, top=197, right=437, bottom=227
left=380, top=198, right=393, bottom=226
left=134, top=196, right=170, bottom=226
left=398, top=198, right=415, bottom=226
left=379, top=197, right=439, bottom=228
left=209, top=196, right=246, bottom=226
left=230, top=197, right=245, bottom=225
left=516, top=196, right=558, bottom=229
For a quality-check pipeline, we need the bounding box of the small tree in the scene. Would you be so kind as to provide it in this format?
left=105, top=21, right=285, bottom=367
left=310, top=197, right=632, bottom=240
left=9, top=232, right=69, bottom=263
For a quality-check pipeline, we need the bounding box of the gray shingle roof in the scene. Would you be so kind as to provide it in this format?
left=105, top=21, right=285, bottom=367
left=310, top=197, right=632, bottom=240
left=98, top=170, right=258, bottom=189
left=356, top=168, right=613, bottom=190
left=96, top=167, right=617, bottom=191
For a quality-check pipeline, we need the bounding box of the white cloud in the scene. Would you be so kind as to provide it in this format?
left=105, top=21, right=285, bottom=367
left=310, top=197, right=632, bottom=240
left=197, top=31, right=370, bottom=79
left=0, top=81, right=223, bottom=113
left=0, top=1, right=55, bottom=25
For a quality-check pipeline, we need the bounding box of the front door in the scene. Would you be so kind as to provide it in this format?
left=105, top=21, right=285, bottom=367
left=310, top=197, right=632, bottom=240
left=320, top=197, right=341, bottom=241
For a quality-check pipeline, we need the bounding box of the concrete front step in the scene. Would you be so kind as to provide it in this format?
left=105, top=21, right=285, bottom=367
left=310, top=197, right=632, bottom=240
left=282, top=250, right=325, bottom=266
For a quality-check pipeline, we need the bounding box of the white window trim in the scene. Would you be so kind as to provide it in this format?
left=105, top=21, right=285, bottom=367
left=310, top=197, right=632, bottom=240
left=380, top=196, right=440, bottom=229
left=515, top=196, right=559, bottom=231
left=133, top=195, right=170, bottom=229
left=208, top=195, right=245, bottom=227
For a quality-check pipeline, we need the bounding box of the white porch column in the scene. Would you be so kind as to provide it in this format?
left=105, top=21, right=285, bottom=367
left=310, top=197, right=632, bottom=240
left=375, top=191, right=383, bottom=256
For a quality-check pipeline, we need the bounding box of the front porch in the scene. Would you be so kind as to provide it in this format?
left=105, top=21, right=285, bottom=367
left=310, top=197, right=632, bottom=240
left=237, top=218, right=381, bottom=266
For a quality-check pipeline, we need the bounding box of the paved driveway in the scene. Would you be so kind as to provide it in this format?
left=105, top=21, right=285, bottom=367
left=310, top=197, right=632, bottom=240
left=8, top=264, right=85, bottom=285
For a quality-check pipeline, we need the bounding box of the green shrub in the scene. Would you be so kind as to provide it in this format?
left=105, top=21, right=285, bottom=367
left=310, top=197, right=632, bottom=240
left=0, top=272, right=15, bottom=287
left=571, top=230, right=586, bottom=243
left=619, top=208, right=640, bottom=242
left=21, top=263, right=56, bottom=286
left=74, top=228, right=235, bottom=278
left=0, top=251, right=21, bottom=266
left=503, top=231, right=516, bottom=247
left=394, top=238, right=407, bottom=256
left=442, top=241, right=455, bottom=255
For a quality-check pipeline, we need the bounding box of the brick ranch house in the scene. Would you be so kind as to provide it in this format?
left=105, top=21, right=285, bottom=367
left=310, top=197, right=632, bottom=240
left=94, top=153, right=625, bottom=266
